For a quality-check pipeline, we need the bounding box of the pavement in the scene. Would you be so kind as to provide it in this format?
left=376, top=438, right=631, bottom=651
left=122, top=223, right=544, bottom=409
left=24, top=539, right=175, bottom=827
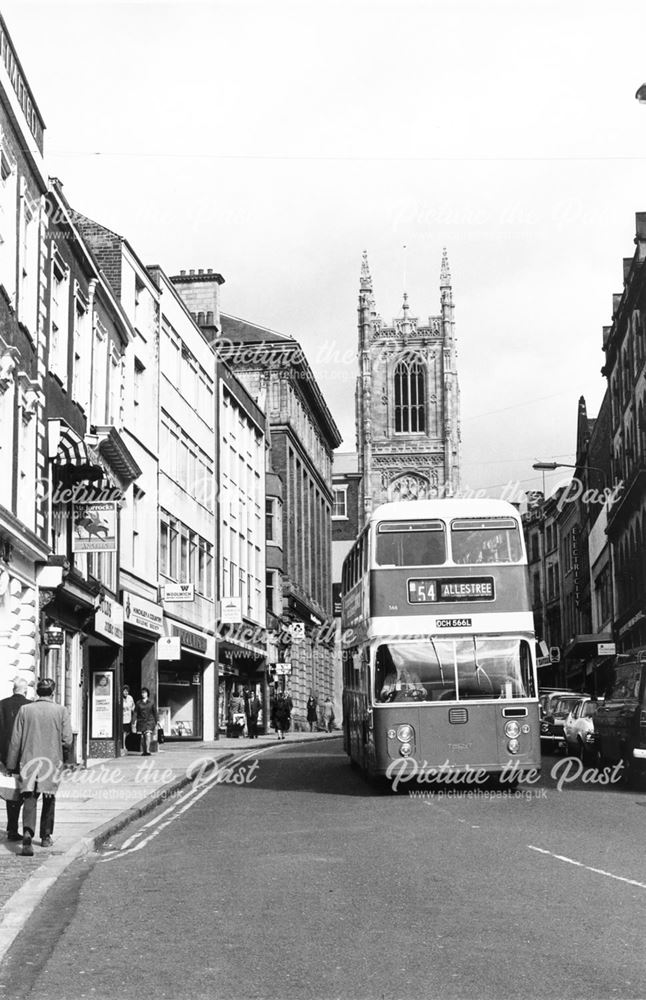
left=0, top=729, right=339, bottom=963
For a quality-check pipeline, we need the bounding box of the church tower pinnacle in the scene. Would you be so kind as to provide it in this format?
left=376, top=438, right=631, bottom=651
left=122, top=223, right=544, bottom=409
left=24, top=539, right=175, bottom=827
left=355, top=250, right=461, bottom=516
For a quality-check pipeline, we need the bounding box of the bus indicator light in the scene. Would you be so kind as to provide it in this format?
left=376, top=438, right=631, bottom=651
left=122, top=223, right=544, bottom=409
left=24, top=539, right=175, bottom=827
left=507, top=739, right=520, bottom=754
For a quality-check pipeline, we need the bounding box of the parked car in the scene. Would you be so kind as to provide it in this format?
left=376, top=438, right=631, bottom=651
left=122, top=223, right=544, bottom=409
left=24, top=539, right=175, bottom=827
left=540, top=692, right=589, bottom=754
left=595, top=653, right=646, bottom=785
left=563, top=696, right=601, bottom=761
left=539, top=688, right=579, bottom=720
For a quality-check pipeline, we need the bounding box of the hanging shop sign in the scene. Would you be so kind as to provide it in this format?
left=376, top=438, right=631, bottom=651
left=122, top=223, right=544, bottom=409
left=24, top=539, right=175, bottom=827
left=220, top=596, right=242, bottom=624
left=161, top=583, right=194, bottom=602
left=94, top=595, right=124, bottom=646
left=91, top=670, right=113, bottom=739
left=158, top=636, right=181, bottom=661
left=43, top=627, right=64, bottom=647
left=72, top=502, right=118, bottom=553
left=123, top=590, right=164, bottom=636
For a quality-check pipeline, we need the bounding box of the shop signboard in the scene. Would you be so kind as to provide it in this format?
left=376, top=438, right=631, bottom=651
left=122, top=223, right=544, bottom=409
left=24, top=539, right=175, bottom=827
left=123, top=590, right=164, bottom=636
left=91, top=671, right=113, bottom=739
left=597, top=642, right=616, bottom=656
left=43, top=627, right=64, bottom=647
left=161, top=583, right=194, bottom=602
left=220, top=596, right=242, bottom=624
left=72, top=502, right=117, bottom=552
left=158, top=636, right=181, bottom=661
left=94, top=595, right=124, bottom=646
left=275, top=662, right=292, bottom=675
left=172, top=626, right=208, bottom=655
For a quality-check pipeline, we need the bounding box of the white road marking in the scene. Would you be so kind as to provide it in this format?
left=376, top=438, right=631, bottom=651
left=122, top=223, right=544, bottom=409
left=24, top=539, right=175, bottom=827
left=528, top=845, right=646, bottom=890
left=100, top=745, right=278, bottom=863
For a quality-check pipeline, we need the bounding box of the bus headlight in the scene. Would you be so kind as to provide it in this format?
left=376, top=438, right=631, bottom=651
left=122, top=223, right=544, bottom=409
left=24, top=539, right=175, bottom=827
left=400, top=743, right=413, bottom=757
left=504, top=721, right=520, bottom=739
left=397, top=725, right=414, bottom=743
left=507, top=739, right=520, bottom=754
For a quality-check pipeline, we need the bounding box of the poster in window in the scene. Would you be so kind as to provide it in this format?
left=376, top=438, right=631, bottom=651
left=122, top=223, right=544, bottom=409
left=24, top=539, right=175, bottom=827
left=91, top=671, right=113, bottom=739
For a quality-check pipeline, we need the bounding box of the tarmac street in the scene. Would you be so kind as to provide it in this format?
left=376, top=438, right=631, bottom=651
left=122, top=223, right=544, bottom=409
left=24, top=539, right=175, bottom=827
left=0, top=732, right=337, bottom=967
left=1, top=740, right=646, bottom=999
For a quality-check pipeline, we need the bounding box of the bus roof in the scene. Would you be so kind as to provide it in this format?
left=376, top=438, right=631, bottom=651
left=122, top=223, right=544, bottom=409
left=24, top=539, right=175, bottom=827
left=369, top=499, right=522, bottom=524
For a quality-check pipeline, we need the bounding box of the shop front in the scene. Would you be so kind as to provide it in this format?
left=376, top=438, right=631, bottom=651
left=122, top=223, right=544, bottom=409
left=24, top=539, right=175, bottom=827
left=158, top=624, right=215, bottom=741
left=87, top=593, right=123, bottom=758
left=122, top=588, right=164, bottom=752
left=217, top=628, right=267, bottom=737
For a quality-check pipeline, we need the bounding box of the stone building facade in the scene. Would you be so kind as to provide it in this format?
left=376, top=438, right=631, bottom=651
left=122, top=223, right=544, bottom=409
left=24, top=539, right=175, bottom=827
left=175, top=290, right=342, bottom=729
left=356, top=250, right=460, bottom=516
left=603, top=213, right=646, bottom=652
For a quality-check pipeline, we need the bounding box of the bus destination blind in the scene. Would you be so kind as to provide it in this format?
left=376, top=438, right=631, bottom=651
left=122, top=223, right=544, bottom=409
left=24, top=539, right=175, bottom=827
left=407, top=576, right=495, bottom=604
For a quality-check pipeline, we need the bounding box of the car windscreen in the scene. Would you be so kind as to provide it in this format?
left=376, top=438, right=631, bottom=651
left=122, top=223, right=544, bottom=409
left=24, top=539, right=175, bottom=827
left=552, top=698, right=581, bottom=716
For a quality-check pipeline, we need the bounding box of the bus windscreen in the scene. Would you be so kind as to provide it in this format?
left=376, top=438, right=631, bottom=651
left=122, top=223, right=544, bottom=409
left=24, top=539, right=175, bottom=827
left=450, top=518, right=522, bottom=564
left=374, top=637, right=534, bottom=702
left=376, top=520, right=446, bottom=567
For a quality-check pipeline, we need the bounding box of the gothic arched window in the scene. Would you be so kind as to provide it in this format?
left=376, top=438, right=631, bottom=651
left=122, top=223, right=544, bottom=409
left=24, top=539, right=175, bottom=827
left=394, top=356, right=425, bottom=433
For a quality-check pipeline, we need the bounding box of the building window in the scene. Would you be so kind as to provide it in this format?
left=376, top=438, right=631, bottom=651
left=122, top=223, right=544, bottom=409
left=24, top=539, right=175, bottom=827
left=49, top=255, right=70, bottom=386
left=332, top=486, right=348, bottom=519
left=266, top=496, right=282, bottom=544
left=133, top=357, right=145, bottom=409
left=394, top=356, right=426, bottom=433
left=266, top=569, right=280, bottom=616
left=132, top=486, right=144, bottom=565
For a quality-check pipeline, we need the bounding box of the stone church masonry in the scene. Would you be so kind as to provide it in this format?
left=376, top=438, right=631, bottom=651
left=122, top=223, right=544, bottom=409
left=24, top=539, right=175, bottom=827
left=355, top=250, right=461, bottom=515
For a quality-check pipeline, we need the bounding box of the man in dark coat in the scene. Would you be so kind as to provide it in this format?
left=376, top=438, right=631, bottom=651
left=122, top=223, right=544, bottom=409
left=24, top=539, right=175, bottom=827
left=7, top=678, right=73, bottom=856
left=244, top=688, right=261, bottom=739
left=132, top=687, right=158, bottom=755
left=0, top=678, right=30, bottom=841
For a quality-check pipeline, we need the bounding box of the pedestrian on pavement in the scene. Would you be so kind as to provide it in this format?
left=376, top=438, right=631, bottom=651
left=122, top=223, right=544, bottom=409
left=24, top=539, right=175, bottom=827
left=272, top=688, right=292, bottom=740
left=323, top=696, right=335, bottom=733
left=133, top=687, right=158, bottom=756
left=306, top=693, right=318, bottom=733
left=122, top=685, right=135, bottom=751
left=6, top=678, right=72, bottom=856
left=244, top=687, right=261, bottom=739
left=0, top=678, right=30, bottom=842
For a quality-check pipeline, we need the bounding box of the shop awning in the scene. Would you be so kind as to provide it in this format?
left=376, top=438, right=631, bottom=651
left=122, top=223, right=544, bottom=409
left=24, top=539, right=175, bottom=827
left=564, top=633, right=615, bottom=660
left=48, top=419, right=90, bottom=466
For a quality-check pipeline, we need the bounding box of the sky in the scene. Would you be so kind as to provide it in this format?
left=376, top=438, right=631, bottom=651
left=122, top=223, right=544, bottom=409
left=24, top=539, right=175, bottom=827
left=5, top=0, right=646, bottom=501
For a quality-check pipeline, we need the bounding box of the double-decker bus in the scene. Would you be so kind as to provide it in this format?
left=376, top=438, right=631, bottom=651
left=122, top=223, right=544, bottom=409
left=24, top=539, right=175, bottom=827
left=341, top=499, right=540, bottom=786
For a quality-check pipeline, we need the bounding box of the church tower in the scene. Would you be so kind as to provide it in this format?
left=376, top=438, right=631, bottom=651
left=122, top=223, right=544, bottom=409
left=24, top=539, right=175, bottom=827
left=356, top=250, right=461, bottom=516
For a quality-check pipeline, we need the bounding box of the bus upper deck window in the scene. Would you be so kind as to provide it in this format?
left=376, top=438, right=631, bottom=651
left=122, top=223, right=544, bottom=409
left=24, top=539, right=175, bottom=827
left=450, top=518, right=522, bottom=564
left=376, top=520, right=446, bottom=567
